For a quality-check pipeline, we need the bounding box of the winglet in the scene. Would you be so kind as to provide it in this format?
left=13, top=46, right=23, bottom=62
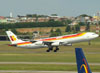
left=75, top=48, right=92, bottom=73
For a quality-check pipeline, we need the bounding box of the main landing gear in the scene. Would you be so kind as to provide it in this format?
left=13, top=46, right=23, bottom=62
left=88, top=41, right=91, bottom=45
left=46, top=47, right=53, bottom=52
left=46, top=46, right=59, bottom=52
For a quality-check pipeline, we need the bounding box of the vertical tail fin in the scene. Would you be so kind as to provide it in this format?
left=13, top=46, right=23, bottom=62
left=6, top=31, right=24, bottom=44
left=75, top=48, right=92, bottom=73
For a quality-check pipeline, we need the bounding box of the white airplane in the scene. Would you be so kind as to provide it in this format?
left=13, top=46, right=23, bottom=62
left=6, top=31, right=99, bottom=52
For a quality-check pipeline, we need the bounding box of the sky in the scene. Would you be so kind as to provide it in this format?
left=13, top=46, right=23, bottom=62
left=0, top=0, right=100, bottom=17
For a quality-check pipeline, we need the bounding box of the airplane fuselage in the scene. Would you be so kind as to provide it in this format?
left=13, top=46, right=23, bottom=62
left=17, top=32, right=99, bottom=49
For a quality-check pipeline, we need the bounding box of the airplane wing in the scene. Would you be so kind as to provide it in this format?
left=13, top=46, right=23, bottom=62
left=32, top=36, right=72, bottom=47
left=38, top=36, right=73, bottom=46
left=42, top=41, right=72, bottom=46
left=43, top=41, right=54, bottom=46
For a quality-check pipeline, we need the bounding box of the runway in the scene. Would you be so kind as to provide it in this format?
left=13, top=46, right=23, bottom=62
left=0, top=71, right=99, bottom=73
left=0, top=62, right=100, bottom=65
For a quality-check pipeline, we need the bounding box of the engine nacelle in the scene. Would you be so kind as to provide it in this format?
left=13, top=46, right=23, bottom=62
left=51, top=42, right=72, bottom=46
left=51, top=42, right=60, bottom=46
left=63, top=43, right=72, bottom=46
left=35, top=41, right=43, bottom=45
left=59, top=42, right=72, bottom=46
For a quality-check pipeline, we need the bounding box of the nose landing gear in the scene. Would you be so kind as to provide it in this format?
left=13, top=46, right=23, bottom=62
left=88, top=41, right=91, bottom=45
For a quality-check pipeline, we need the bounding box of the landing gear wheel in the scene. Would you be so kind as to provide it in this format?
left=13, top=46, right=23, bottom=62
left=54, top=47, right=59, bottom=52
left=54, top=50, right=57, bottom=52
left=46, top=50, right=50, bottom=52
left=46, top=47, right=53, bottom=52
left=50, top=48, right=53, bottom=51
left=56, top=48, right=59, bottom=50
left=56, top=47, right=59, bottom=50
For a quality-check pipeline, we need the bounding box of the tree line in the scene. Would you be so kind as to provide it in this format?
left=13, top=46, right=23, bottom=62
left=0, top=21, right=65, bottom=29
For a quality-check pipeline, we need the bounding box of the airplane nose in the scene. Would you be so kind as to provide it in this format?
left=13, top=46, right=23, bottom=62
left=95, top=34, right=99, bottom=38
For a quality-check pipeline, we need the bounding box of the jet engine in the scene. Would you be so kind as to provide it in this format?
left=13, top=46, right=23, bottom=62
left=51, top=42, right=72, bottom=46
left=51, top=42, right=60, bottom=46
left=35, top=41, right=43, bottom=45
left=63, top=43, right=72, bottom=46
left=59, top=42, right=72, bottom=46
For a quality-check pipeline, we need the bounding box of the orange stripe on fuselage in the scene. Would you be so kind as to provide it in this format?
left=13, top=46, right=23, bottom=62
left=41, top=33, right=86, bottom=41
left=17, top=42, right=32, bottom=46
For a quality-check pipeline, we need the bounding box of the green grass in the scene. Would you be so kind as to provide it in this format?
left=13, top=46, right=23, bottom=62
left=0, top=53, right=99, bottom=63
left=0, top=53, right=76, bottom=62
left=0, top=64, right=99, bottom=72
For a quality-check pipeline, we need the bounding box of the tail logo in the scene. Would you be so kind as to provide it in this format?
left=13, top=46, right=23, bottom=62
left=80, top=58, right=89, bottom=73
left=10, top=36, right=17, bottom=41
